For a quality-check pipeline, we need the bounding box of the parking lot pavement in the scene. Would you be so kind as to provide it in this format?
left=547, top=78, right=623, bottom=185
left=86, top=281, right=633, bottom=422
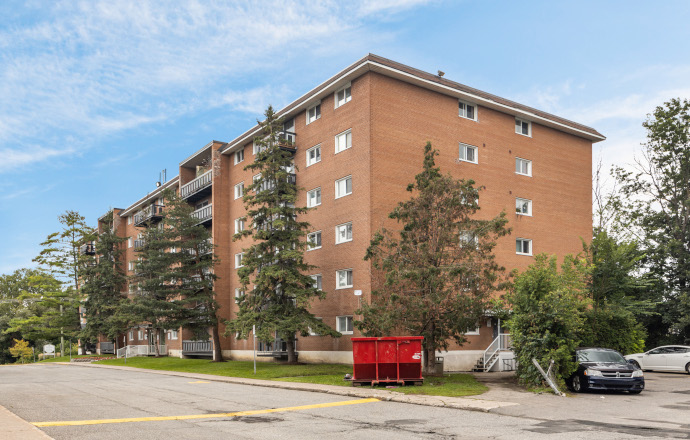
left=475, top=371, right=690, bottom=436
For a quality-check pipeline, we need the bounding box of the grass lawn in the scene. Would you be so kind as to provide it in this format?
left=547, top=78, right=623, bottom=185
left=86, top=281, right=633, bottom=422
left=39, top=354, right=115, bottom=363
left=95, top=357, right=487, bottom=397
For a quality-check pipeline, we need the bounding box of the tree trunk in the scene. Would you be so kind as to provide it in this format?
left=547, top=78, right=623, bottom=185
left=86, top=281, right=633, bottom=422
left=211, top=324, right=224, bottom=362
left=423, top=324, right=436, bottom=375
left=286, top=338, right=297, bottom=363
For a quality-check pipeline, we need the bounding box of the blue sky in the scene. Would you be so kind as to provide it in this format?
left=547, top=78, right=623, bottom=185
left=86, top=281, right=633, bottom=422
left=1, top=0, right=689, bottom=274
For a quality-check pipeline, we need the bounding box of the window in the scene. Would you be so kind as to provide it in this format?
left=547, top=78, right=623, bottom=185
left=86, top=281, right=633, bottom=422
left=516, top=238, right=532, bottom=256
left=335, top=222, right=352, bottom=244
left=458, top=143, right=478, bottom=164
left=515, top=118, right=531, bottom=136
left=465, top=327, right=480, bottom=336
left=307, top=188, right=321, bottom=207
left=234, top=182, right=244, bottom=200
left=307, top=145, right=321, bottom=167
left=128, top=261, right=135, bottom=272
left=138, top=330, right=143, bottom=340
left=336, top=269, right=353, bottom=289
left=129, top=330, right=134, bottom=340
left=308, top=318, right=323, bottom=336
left=234, top=149, right=244, bottom=165
left=235, top=253, right=244, bottom=268
left=337, top=316, right=353, bottom=334
left=128, top=237, right=133, bottom=248
left=234, top=218, right=244, bottom=233
left=253, top=140, right=264, bottom=155
left=335, top=176, right=352, bottom=199
left=458, top=100, right=477, bottom=120
left=307, top=231, right=322, bottom=250
left=335, top=129, right=352, bottom=154
left=168, top=330, right=178, bottom=340
left=516, top=198, right=532, bottom=216
left=311, top=274, right=322, bottom=290
left=170, top=246, right=177, bottom=253
left=515, top=157, right=532, bottom=176
left=306, top=102, right=321, bottom=124
left=127, top=216, right=132, bottom=225
left=459, top=230, right=478, bottom=247
left=235, top=288, right=244, bottom=303
left=334, top=82, right=352, bottom=108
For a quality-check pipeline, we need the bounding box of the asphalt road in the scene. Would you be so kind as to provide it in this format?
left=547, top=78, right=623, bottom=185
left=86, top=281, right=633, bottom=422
left=1, top=364, right=689, bottom=439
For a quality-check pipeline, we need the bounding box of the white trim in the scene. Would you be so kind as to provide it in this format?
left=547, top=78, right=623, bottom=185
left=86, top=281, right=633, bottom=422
left=234, top=182, right=244, bottom=200
left=235, top=253, right=244, bottom=268
left=306, top=144, right=321, bottom=167
left=465, top=327, right=480, bottom=336
left=234, top=149, right=244, bottom=165
left=335, top=222, right=353, bottom=244
left=516, top=238, right=532, bottom=256
left=307, top=231, right=322, bottom=251
left=306, top=101, right=321, bottom=125
left=335, top=175, right=352, bottom=199
left=334, top=82, right=352, bottom=109
left=336, top=315, right=354, bottom=334
left=515, top=118, right=532, bottom=137
left=311, top=274, right=322, bottom=290
left=335, top=129, right=352, bottom=154
left=336, top=268, right=353, bottom=289
left=515, top=157, right=532, bottom=177
left=307, top=187, right=322, bottom=208
left=458, top=143, right=478, bottom=164
left=515, top=198, right=532, bottom=216
left=458, top=99, right=478, bottom=121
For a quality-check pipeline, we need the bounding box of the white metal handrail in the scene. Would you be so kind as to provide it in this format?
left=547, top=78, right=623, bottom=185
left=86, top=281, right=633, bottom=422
left=483, top=333, right=511, bottom=371
left=116, top=344, right=167, bottom=358
left=192, top=204, right=213, bottom=223
left=181, top=170, right=212, bottom=199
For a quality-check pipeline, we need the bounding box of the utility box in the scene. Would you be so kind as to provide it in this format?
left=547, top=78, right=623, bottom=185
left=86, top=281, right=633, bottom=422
left=351, top=336, right=424, bottom=386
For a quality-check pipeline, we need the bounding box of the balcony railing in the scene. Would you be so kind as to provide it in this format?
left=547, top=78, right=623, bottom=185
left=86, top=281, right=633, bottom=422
left=116, top=344, right=167, bottom=358
left=133, top=239, right=146, bottom=251
left=277, top=131, right=296, bottom=153
left=80, top=242, right=96, bottom=256
left=182, top=340, right=212, bottom=356
left=192, top=204, right=212, bottom=225
left=185, top=239, right=213, bottom=257
left=180, top=170, right=213, bottom=201
left=134, top=204, right=165, bottom=227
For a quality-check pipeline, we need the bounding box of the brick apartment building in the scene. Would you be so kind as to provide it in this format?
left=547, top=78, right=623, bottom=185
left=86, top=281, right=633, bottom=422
left=96, top=54, right=604, bottom=371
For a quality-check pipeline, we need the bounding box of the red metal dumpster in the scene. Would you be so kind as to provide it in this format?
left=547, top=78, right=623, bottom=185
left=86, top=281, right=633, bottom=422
left=351, top=336, right=424, bottom=386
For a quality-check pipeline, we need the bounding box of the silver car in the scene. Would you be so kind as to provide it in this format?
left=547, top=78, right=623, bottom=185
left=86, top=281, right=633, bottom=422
left=625, top=345, right=690, bottom=374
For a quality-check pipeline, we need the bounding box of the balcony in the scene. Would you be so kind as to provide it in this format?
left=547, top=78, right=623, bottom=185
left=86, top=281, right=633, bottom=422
left=185, top=239, right=213, bottom=258
left=277, top=131, right=296, bottom=154
left=180, top=170, right=212, bottom=202
left=192, top=204, right=212, bottom=226
left=133, top=239, right=146, bottom=252
left=182, top=340, right=212, bottom=357
left=134, top=204, right=165, bottom=227
left=80, top=242, right=96, bottom=255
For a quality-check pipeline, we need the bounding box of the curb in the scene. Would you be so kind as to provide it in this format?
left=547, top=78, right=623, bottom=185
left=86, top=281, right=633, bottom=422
left=57, top=362, right=519, bottom=413
left=0, top=404, right=53, bottom=440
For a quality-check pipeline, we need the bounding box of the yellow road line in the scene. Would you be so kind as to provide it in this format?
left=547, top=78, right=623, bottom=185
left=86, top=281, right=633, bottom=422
left=33, top=398, right=379, bottom=427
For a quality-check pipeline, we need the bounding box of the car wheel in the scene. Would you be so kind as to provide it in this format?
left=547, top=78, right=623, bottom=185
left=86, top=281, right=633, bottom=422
left=686, top=363, right=690, bottom=375
left=572, top=375, right=584, bottom=393
left=630, top=360, right=641, bottom=369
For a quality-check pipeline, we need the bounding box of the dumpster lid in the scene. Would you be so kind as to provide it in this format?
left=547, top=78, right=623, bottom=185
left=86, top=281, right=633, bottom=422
left=351, top=336, right=424, bottom=341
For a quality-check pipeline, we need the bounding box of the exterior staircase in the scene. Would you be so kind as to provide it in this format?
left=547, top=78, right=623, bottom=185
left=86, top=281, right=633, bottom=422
left=473, top=333, right=512, bottom=372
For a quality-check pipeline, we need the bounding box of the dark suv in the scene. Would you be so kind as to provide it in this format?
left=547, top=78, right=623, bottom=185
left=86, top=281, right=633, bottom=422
left=567, top=347, right=644, bottom=394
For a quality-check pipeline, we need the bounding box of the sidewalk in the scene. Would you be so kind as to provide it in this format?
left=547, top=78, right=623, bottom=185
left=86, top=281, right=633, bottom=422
left=60, top=362, right=520, bottom=413
left=0, top=404, right=53, bottom=440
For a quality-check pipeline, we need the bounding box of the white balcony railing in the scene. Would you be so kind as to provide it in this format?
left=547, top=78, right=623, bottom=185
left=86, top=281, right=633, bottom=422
left=192, top=204, right=212, bottom=224
left=116, top=344, right=167, bottom=358
left=180, top=170, right=212, bottom=199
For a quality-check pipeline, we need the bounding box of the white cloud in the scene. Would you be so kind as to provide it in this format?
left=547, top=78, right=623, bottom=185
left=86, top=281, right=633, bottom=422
left=0, top=0, right=430, bottom=173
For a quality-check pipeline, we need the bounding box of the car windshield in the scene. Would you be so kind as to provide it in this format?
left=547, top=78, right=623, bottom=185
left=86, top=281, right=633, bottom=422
left=577, top=349, right=625, bottom=363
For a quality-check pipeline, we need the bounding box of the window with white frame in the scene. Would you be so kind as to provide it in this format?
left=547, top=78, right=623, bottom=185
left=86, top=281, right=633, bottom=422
left=335, top=222, right=352, bottom=244
left=307, top=231, right=322, bottom=250
left=129, top=330, right=134, bottom=340
left=335, top=129, right=352, bottom=154
left=516, top=198, right=532, bottom=216
left=336, top=269, right=353, bottom=289
left=128, top=237, right=133, bottom=248
left=307, top=187, right=321, bottom=207
left=234, top=218, right=244, bottom=233
left=306, top=102, right=321, bottom=124
left=253, top=140, right=265, bottom=155
left=459, top=230, right=478, bottom=247
left=458, top=143, right=478, bottom=164
left=337, top=316, right=353, bottom=334
left=307, top=145, right=321, bottom=167
left=168, top=330, right=178, bottom=340
left=235, top=288, right=244, bottom=303
left=234, top=182, right=244, bottom=199
left=516, top=238, right=532, bottom=255
left=235, top=253, right=244, bottom=268
left=308, top=317, right=323, bottom=336
left=128, top=261, right=135, bottom=272
left=515, top=157, right=532, bottom=176
left=465, top=327, right=480, bottom=336
left=334, top=82, right=352, bottom=108
left=311, top=274, right=322, bottom=290
left=515, top=118, right=531, bottom=136
left=458, top=100, right=477, bottom=120
left=234, top=149, right=244, bottom=165
left=138, top=330, right=143, bottom=340
left=127, top=216, right=132, bottom=225
left=335, top=176, right=352, bottom=198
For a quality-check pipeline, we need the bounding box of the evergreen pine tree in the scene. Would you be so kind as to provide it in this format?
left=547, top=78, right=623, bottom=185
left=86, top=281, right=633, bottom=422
left=227, top=105, right=338, bottom=363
